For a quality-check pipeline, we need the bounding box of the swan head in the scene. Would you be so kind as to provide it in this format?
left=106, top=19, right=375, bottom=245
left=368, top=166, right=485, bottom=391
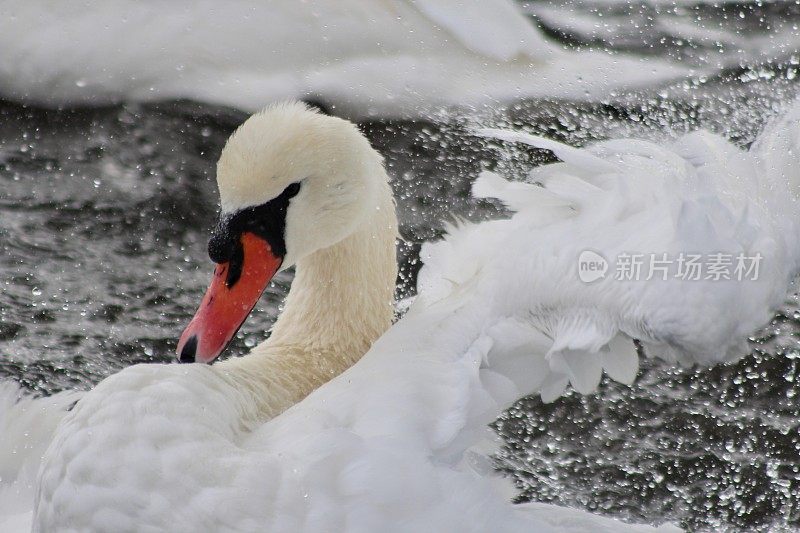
left=177, top=102, right=385, bottom=364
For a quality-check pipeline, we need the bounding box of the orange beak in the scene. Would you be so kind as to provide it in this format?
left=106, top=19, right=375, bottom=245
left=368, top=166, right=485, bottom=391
left=176, top=232, right=281, bottom=364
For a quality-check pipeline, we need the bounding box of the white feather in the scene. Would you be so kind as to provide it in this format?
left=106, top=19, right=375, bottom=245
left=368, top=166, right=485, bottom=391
left=0, top=1, right=697, bottom=119
left=0, top=382, right=80, bottom=533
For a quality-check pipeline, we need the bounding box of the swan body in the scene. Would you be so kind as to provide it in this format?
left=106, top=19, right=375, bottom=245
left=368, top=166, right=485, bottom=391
left=16, top=100, right=800, bottom=531
left=0, top=0, right=694, bottom=118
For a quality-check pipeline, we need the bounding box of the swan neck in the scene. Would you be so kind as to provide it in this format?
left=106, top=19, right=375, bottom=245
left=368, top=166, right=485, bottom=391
left=218, top=181, right=397, bottom=420
left=271, top=195, right=397, bottom=353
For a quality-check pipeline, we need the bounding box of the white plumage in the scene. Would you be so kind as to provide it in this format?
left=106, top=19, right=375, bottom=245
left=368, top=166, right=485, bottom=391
left=0, top=382, right=81, bottom=532
left=469, top=112, right=800, bottom=390
left=2, top=101, right=799, bottom=532
left=0, top=0, right=694, bottom=118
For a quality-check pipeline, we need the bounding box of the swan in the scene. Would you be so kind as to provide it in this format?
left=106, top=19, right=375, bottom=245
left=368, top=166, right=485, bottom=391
left=19, top=100, right=800, bottom=531
left=0, top=0, right=694, bottom=118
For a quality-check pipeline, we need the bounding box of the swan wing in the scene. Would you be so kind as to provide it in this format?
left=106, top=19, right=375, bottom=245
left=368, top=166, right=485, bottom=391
left=225, top=296, right=680, bottom=532
left=470, top=101, right=800, bottom=391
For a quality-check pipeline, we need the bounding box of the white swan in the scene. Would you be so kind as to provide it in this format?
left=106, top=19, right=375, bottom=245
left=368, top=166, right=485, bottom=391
left=0, top=0, right=693, bottom=118
left=21, top=100, right=800, bottom=532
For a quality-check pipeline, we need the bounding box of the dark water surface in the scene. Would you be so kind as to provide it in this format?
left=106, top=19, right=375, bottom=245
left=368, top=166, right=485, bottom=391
left=3, top=19, right=800, bottom=533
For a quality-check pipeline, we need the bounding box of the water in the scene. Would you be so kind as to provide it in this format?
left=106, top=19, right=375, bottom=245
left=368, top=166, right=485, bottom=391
left=2, top=2, right=800, bottom=531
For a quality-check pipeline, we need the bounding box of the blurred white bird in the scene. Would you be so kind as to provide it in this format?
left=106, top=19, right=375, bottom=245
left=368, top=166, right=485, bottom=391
left=0, top=0, right=693, bottom=118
